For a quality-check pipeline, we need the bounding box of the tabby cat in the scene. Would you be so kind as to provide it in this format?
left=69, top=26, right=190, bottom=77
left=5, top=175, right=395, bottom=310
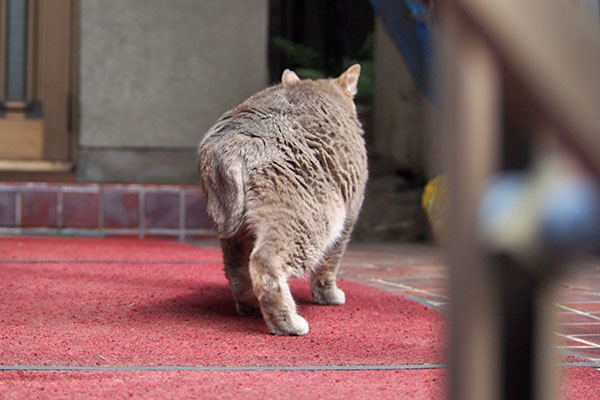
left=197, top=64, right=368, bottom=335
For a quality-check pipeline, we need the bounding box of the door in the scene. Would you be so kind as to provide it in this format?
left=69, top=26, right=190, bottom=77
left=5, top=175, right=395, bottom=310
left=0, top=0, right=75, bottom=171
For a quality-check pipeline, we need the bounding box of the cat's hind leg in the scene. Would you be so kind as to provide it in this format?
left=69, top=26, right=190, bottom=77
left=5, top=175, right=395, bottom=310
left=249, top=242, right=309, bottom=336
left=221, top=233, right=260, bottom=316
left=310, top=233, right=350, bottom=306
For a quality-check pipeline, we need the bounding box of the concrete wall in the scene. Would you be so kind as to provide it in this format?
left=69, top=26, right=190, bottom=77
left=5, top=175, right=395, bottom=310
left=372, top=20, right=433, bottom=178
left=77, top=0, right=268, bottom=183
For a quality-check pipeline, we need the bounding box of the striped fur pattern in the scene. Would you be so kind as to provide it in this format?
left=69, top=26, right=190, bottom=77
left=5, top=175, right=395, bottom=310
left=197, top=65, right=368, bottom=335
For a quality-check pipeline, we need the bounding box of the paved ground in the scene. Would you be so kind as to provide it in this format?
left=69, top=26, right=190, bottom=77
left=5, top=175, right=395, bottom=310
left=340, top=242, right=600, bottom=367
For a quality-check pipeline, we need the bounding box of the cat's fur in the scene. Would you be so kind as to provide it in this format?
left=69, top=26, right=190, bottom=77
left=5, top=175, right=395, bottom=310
left=197, top=65, right=368, bottom=335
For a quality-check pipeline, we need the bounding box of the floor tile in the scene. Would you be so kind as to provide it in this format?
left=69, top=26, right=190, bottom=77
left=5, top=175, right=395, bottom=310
left=0, top=190, right=16, bottom=226
left=184, top=189, right=212, bottom=229
left=570, top=334, right=600, bottom=345
left=103, top=189, right=140, bottom=229
left=20, top=189, right=58, bottom=227
left=144, top=191, right=179, bottom=229
left=63, top=192, right=100, bottom=229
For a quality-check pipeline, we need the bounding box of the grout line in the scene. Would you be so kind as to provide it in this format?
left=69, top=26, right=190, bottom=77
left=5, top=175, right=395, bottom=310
left=57, top=185, right=63, bottom=229
left=557, top=361, right=600, bottom=367
left=0, top=259, right=222, bottom=264
left=15, top=186, right=22, bottom=233
left=555, top=333, right=600, bottom=348
left=2, top=362, right=598, bottom=372
left=140, top=185, right=181, bottom=193
left=556, top=311, right=600, bottom=315
left=555, top=304, right=600, bottom=321
left=60, top=184, right=101, bottom=193
left=179, top=187, right=185, bottom=242
left=369, top=278, right=449, bottom=299
left=98, top=185, right=105, bottom=231
left=0, top=227, right=214, bottom=236
left=572, top=334, right=600, bottom=337
left=358, top=282, right=445, bottom=312
left=557, top=348, right=600, bottom=363
left=428, top=301, right=449, bottom=307
left=139, top=188, right=145, bottom=239
left=0, top=364, right=447, bottom=372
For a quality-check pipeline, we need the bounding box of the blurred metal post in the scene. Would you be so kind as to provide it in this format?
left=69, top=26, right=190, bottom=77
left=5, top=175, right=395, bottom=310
left=440, top=5, right=502, bottom=399
left=440, top=0, right=600, bottom=399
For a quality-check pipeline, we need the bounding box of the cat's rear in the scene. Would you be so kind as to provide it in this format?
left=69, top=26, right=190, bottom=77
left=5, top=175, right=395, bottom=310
left=197, top=65, right=367, bottom=335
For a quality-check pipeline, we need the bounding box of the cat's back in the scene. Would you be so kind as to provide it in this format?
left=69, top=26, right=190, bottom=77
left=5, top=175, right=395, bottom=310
left=197, top=67, right=367, bottom=238
left=205, top=79, right=362, bottom=144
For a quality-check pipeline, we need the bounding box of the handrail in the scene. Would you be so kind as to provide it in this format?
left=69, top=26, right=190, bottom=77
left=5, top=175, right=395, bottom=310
left=454, top=0, right=600, bottom=175
left=440, top=1, right=600, bottom=400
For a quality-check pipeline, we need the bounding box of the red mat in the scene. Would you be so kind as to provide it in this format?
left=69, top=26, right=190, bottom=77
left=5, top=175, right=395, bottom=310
left=1, top=236, right=598, bottom=400
left=0, top=236, right=223, bottom=261
left=0, top=237, right=446, bottom=367
left=560, top=367, right=600, bottom=400
left=0, top=370, right=447, bottom=400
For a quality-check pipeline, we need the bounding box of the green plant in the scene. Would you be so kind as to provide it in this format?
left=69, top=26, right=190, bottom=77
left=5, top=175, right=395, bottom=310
left=272, top=34, right=374, bottom=98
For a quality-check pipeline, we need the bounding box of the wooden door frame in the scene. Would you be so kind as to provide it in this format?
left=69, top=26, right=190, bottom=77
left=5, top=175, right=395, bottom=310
left=0, top=0, right=76, bottom=171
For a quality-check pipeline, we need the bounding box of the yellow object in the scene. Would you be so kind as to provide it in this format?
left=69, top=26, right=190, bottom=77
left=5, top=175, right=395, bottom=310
left=422, top=174, right=448, bottom=243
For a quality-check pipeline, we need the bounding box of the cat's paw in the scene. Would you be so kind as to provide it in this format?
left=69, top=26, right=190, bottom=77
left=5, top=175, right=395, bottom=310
left=268, top=314, right=309, bottom=336
left=312, top=286, right=346, bottom=305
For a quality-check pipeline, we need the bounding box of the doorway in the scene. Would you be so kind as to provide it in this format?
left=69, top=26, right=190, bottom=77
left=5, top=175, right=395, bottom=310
left=0, top=0, right=75, bottom=171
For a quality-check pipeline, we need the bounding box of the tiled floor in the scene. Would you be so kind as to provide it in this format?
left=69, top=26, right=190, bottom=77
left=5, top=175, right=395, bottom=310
left=339, top=243, right=600, bottom=366
left=340, top=243, right=448, bottom=311
left=555, top=261, right=600, bottom=363
left=0, top=182, right=213, bottom=240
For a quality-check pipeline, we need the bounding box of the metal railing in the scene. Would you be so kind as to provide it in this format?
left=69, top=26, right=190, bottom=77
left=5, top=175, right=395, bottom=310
left=438, top=1, right=600, bottom=399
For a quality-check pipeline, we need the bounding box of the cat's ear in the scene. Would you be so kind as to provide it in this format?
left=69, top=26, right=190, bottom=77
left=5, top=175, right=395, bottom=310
left=282, top=69, right=300, bottom=85
left=337, top=64, right=361, bottom=97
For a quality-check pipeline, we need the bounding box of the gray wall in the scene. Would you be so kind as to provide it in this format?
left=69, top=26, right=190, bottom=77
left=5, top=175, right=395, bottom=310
left=372, top=21, right=433, bottom=178
left=77, top=0, right=269, bottom=183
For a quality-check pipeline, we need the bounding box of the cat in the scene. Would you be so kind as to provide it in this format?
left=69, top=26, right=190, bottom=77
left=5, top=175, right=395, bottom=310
left=197, top=64, right=368, bottom=335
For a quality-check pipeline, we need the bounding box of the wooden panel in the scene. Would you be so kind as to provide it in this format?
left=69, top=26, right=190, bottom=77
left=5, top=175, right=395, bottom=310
left=0, top=0, right=6, bottom=101
left=39, top=0, right=73, bottom=160
left=0, top=158, right=71, bottom=171
left=0, top=0, right=74, bottom=167
left=27, top=0, right=39, bottom=101
left=0, top=114, right=44, bottom=159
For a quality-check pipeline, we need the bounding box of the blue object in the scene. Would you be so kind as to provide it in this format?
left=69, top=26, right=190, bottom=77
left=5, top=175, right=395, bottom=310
left=540, top=175, right=600, bottom=252
left=370, top=0, right=435, bottom=99
left=479, top=173, right=527, bottom=233
left=479, top=171, right=600, bottom=256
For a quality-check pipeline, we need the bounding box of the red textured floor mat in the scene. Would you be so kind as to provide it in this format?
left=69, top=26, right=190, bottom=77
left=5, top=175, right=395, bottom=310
left=0, top=369, right=447, bottom=400
left=2, top=236, right=598, bottom=400
left=0, top=367, right=596, bottom=400
left=560, top=367, right=600, bottom=400
left=0, top=236, right=223, bottom=261
left=0, top=237, right=446, bottom=367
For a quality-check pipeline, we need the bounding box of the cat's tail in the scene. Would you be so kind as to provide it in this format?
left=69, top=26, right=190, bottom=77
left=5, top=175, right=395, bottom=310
left=197, top=139, right=246, bottom=238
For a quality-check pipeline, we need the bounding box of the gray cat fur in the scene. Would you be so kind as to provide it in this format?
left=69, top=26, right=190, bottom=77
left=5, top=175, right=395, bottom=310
left=197, top=65, right=368, bottom=335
